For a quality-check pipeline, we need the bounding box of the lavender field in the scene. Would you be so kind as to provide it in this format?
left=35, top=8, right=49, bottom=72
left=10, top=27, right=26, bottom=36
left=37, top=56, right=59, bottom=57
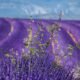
left=0, top=18, right=80, bottom=80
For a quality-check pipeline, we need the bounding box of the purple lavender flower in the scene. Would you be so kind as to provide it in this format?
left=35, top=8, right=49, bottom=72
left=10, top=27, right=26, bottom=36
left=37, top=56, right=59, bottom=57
left=0, top=18, right=80, bottom=80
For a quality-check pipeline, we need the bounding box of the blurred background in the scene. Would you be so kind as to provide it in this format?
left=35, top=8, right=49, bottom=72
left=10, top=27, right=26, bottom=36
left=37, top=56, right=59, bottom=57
left=0, top=0, right=80, bottom=19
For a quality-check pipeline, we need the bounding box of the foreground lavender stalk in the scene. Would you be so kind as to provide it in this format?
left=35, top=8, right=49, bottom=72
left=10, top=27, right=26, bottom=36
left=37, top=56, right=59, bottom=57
left=0, top=52, right=74, bottom=80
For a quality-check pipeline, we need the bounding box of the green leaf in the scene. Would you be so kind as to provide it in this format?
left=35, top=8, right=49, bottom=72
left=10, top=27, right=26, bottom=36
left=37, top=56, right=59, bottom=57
left=30, top=48, right=35, bottom=55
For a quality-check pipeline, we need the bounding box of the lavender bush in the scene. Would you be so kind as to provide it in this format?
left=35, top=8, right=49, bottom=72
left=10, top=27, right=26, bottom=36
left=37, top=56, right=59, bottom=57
left=0, top=19, right=80, bottom=80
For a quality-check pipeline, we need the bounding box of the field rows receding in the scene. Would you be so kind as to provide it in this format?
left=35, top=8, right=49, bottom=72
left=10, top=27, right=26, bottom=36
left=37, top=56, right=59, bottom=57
left=0, top=18, right=80, bottom=80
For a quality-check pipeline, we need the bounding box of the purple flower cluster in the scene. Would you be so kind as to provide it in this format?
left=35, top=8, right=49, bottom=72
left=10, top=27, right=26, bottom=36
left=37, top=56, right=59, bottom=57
left=0, top=52, right=74, bottom=80
left=0, top=19, right=80, bottom=80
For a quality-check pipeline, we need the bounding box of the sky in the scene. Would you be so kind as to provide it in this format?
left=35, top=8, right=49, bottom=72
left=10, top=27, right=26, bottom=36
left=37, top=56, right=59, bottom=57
left=0, top=0, right=80, bottom=19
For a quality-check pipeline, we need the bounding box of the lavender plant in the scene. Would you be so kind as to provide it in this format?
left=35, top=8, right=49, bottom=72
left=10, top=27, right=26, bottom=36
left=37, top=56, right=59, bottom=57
left=0, top=19, right=79, bottom=80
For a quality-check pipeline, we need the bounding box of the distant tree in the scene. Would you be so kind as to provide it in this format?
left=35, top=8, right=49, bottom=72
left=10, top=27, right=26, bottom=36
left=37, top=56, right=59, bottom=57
left=58, top=10, right=64, bottom=20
